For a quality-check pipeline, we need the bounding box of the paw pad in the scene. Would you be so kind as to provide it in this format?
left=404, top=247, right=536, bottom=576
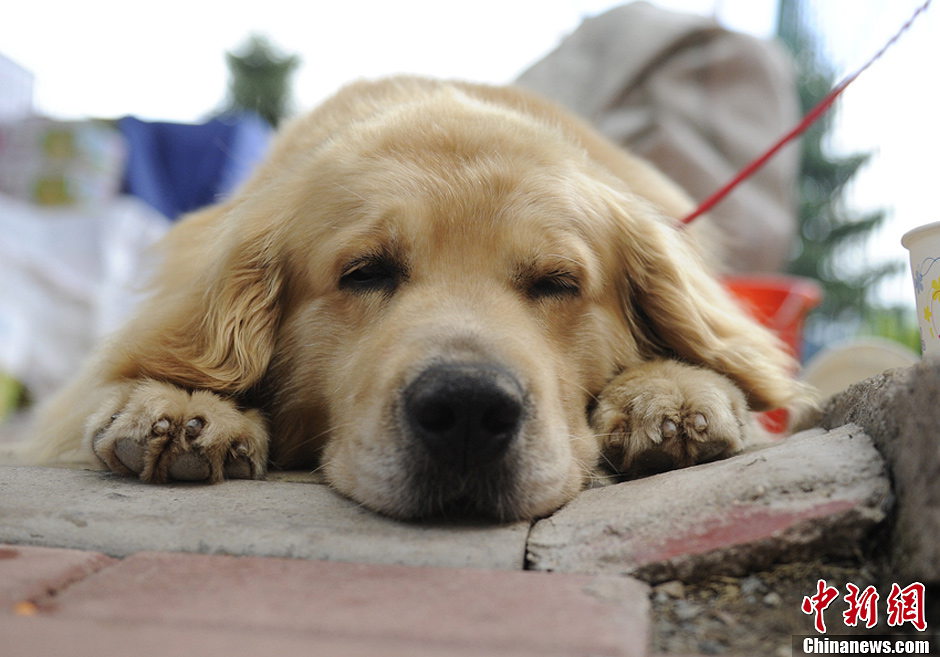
left=224, top=443, right=253, bottom=479
left=167, top=452, right=210, bottom=481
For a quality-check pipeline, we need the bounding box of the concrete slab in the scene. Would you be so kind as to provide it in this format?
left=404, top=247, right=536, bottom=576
left=22, top=551, right=650, bottom=657
left=526, top=425, right=891, bottom=582
left=0, top=544, right=114, bottom=607
left=819, top=358, right=940, bottom=582
left=0, top=466, right=529, bottom=570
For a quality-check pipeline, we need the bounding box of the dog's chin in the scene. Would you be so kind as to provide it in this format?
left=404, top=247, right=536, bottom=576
left=324, top=447, right=577, bottom=523
left=401, top=461, right=528, bottom=522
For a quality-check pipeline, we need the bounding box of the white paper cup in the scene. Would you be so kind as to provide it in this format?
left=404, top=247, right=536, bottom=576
left=901, top=220, right=940, bottom=356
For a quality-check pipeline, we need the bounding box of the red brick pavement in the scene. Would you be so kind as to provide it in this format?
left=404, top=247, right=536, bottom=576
left=1, top=544, right=650, bottom=657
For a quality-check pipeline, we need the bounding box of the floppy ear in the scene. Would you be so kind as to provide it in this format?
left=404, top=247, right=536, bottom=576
left=109, top=204, right=284, bottom=394
left=611, top=196, right=807, bottom=412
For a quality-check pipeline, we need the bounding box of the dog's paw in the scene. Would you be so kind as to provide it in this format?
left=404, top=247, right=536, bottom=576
left=86, top=380, right=268, bottom=483
left=592, top=360, right=760, bottom=478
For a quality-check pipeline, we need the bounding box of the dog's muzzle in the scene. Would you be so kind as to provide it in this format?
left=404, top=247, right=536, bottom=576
left=402, top=362, right=526, bottom=474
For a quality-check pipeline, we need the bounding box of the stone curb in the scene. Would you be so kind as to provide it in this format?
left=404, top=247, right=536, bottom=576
left=0, top=466, right=528, bottom=570
left=0, top=423, right=892, bottom=583
left=526, top=425, right=890, bottom=582
left=818, top=358, right=940, bottom=582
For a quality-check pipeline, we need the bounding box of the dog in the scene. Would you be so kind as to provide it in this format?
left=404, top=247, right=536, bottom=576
left=16, top=77, right=809, bottom=521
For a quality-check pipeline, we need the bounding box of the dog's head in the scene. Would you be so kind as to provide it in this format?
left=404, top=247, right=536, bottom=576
left=139, top=79, right=802, bottom=520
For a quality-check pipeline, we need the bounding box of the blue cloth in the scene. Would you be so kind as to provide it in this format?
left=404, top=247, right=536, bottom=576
left=118, top=114, right=272, bottom=220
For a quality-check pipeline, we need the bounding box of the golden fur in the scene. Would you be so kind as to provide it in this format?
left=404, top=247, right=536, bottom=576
left=14, top=77, right=810, bottom=520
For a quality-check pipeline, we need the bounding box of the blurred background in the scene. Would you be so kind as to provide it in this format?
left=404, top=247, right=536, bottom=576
left=0, top=0, right=937, bottom=422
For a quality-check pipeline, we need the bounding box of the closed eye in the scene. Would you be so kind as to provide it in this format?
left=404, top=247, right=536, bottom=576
left=339, top=255, right=403, bottom=293
left=526, top=271, right=581, bottom=300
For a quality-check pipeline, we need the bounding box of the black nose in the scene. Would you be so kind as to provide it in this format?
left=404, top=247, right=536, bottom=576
left=403, top=363, right=525, bottom=472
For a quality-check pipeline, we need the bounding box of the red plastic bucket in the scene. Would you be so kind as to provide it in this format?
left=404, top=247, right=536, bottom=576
left=724, top=275, right=822, bottom=432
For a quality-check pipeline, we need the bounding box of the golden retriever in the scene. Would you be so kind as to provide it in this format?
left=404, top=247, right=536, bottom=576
left=17, top=77, right=808, bottom=520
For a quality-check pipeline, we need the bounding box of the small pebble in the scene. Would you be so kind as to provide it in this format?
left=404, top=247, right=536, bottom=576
left=13, top=601, right=38, bottom=616
left=763, top=592, right=783, bottom=607
left=699, top=639, right=725, bottom=654
left=674, top=599, right=702, bottom=621
left=711, top=609, right=739, bottom=628
left=657, top=580, right=686, bottom=599
left=739, top=575, right=766, bottom=597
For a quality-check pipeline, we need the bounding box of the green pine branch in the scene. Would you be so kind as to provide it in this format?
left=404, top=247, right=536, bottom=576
left=219, top=35, right=299, bottom=127
left=776, top=0, right=897, bottom=329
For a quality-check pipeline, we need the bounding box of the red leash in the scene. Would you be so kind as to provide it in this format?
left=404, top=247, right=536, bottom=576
left=681, top=0, right=932, bottom=225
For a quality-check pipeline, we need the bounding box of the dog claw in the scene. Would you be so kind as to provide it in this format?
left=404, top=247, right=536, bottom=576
left=184, top=417, right=205, bottom=439
left=661, top=419, right=678, bottom=439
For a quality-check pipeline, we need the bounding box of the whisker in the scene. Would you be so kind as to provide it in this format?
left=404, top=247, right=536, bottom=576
left=266, top=418, right=361, bottom=473
left=590, top=431, right=627, bottom=439
left=305, top=461, right=328, bottom=476
left=594, top=447, right=620, bottom=475
left=288, top=419, right=359, bottom=452
left=568, top=451, right=613, bottom=488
